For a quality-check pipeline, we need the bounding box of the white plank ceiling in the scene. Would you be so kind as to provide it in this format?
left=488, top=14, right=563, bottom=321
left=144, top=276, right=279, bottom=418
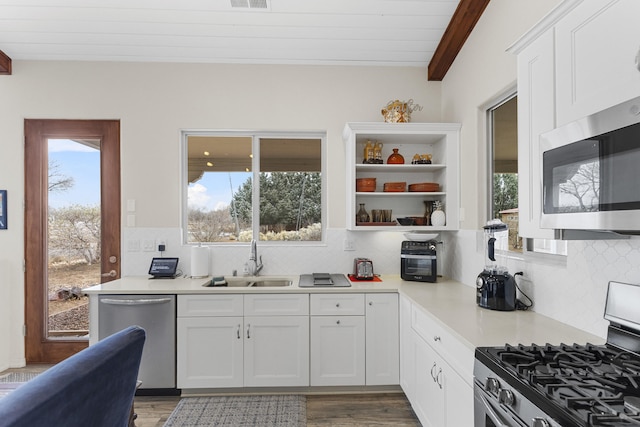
left=0, top=0, right=461, bottom=67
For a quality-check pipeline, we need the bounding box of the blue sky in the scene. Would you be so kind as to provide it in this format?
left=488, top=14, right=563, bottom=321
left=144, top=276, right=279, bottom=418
left=188, top=172, right=250, bottom=212
left=48, top=139, right=100, bottom=209
left=48, top=139, right=249, bottom=212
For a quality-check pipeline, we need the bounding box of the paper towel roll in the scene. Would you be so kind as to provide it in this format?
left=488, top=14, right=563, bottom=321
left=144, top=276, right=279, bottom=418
left=191, top=245, right=210, bottom=278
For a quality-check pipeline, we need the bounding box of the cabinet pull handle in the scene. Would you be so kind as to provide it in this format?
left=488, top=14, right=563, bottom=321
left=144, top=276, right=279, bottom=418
left=433, top=336, right=441, bottom=342
left=430, top=362, right=437, bottom=381
left=237, top=324, right=241, bottom=339
left=246, top=324, right=251, bottom=339
left=436, top=368, right=443, bottom=389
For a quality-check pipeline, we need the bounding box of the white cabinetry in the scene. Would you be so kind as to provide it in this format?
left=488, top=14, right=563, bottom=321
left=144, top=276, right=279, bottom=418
left=509, top=21, right=557, bottom=239
left=399, top=295, right=474, bottom=427
left=310, top=293, right=365, bottom=386
left=365, top=293, right=399, bottom=385
left=243, top=294, right=309, bottom=387
left=556, top=0, right=640, bottom=126
left=343, top=122, right=460, bottom=231
left=177, top=294, right=244, bottom=388
left=310, top=293, right=399, bottom=386
left=177, top=294, right=309, bottom=389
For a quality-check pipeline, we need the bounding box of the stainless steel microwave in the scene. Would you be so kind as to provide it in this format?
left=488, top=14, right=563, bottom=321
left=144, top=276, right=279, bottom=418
left=540, top=96, right=640, bottom=236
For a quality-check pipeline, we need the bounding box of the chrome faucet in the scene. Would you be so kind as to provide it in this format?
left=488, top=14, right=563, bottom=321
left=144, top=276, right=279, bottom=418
left=246, top=239, right=263, bottom=276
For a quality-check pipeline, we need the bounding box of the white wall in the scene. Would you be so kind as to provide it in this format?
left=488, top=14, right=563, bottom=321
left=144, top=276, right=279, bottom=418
left=0, top=61, right=441, bottom=369
left=441, top=0, right=640, bottom=340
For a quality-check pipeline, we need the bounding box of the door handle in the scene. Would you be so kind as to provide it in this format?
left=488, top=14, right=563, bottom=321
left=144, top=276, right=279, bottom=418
left=101, top=270, right=117, bottom=278
left=100, top=298, right=173, bottom=305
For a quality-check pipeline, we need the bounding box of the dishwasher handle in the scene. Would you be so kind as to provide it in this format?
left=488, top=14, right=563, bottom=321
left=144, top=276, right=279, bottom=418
left=100, top=297, right=173, bottom=306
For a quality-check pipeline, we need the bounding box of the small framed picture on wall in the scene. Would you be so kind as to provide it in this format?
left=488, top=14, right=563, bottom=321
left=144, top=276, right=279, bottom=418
left=0, top=190, right=6, bottom=230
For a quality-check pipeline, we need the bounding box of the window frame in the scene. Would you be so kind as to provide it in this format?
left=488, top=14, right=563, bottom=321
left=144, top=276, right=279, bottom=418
left=485, top=91, right=567, bottom=258
left=180, top=129, right=326, bottom=245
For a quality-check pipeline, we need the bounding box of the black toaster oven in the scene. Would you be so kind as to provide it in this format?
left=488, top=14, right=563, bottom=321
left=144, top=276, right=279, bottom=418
left=400, top=241, right=437, bottom=282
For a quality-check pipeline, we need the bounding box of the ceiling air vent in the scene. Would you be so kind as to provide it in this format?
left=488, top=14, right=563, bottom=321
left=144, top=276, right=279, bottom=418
left=230, top=0, right=270, bottom=9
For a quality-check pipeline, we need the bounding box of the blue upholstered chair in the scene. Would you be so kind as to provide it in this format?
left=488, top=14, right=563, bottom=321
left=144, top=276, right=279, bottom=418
left=0, top=325, right=146, bottom=427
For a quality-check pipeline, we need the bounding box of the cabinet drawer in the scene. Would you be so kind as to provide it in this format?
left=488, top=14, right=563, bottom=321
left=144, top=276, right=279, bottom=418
left=244, top=294, right=309, bottom=316
left=178, top=294, right=243, bottom=317
left=310, top=293, right=365, bottom=316
left=411, top=304, right=473, bottom=381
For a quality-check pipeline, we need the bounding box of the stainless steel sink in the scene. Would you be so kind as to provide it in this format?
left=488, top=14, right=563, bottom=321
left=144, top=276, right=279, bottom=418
left=203, top=277, right=294, bottom=288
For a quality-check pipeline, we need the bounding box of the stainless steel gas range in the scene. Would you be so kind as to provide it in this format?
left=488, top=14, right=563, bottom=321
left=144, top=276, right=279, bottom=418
left=474, top=281, right=640, bottom=427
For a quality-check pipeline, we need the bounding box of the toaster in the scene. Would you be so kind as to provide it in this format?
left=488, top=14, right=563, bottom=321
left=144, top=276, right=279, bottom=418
left=353, top=258, right=374, bottom=280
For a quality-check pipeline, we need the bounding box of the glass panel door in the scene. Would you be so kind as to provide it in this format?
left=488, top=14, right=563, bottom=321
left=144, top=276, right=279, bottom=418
left=46, top=138, right=101, bottom=339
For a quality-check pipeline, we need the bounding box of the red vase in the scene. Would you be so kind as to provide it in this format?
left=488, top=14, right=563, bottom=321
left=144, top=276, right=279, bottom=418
left=387, top=148, right=405, bottom=164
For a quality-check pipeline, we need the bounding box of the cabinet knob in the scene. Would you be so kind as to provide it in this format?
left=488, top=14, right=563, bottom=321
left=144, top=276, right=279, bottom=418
left=433, top=335, right=441, bottom=342
left=336, top=320, right=341, bottom=325
left=368, top=301, right=373, bottom=306
left=336, top=303, right=340, bottom=308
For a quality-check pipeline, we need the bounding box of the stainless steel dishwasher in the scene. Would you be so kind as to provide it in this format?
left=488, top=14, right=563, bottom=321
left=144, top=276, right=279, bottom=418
left=98, top=294, right=176, bottom=393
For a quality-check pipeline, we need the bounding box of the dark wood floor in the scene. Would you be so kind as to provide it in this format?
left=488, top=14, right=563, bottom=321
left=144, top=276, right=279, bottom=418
left=134, top=393, right=421, bottom=427
left=2, top=367, right=420, bottom=426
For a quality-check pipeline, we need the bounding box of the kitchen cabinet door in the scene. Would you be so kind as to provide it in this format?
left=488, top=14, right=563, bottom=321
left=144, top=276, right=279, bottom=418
left=443, top=361, right=474, bottom=427
left=412, top=332, right=445, bottom=427
left=310, top=315, right=366, bottom=386
left=243, top=315, right=309, bottom=387
left=515, top=27, right=556, bottom=240
left=365, top=293, right=399, bottom=385
left=556, top=0, right=640, bottom=126
left=399, top=295, right=415, bottom=400
left=176, top=316, right=243, bottom=388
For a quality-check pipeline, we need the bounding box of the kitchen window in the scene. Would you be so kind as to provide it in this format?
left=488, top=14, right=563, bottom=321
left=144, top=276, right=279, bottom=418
left=488, top=93, right=567, bottom=256
left=182, top=130, right=324, bottom=244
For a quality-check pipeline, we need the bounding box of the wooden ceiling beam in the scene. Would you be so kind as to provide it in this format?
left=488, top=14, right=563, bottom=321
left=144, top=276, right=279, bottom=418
left=428, top=0, right=490, bottom=81
left=0, top=50, right=12, bottom=75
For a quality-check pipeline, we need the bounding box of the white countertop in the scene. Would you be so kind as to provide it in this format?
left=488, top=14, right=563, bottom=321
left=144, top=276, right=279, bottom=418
left=85, top=274, right=604, bottom=349
left=398, top=278, right=604, bottom=350
left=83, top=274, right=403, bottom=294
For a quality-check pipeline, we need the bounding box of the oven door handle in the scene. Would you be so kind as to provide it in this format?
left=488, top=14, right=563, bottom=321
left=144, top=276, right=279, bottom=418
left=478, top=392, right=511, bottom=427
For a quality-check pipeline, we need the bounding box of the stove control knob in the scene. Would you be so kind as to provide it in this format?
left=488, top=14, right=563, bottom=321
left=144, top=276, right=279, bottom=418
left=498, top=389, right=515, bottom=407
left=532, top=418, right=550, bottom=427
left=485, top=377, right=500, bottom=393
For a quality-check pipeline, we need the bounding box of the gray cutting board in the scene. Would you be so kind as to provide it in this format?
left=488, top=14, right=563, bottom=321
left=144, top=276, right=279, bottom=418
left=298, top=273, right=351, bottom=287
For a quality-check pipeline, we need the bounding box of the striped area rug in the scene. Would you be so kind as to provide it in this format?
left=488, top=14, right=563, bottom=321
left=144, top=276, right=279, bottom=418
left=0, top=372, right=40, bottom=383
left=164, top=395, right=306, bottom=427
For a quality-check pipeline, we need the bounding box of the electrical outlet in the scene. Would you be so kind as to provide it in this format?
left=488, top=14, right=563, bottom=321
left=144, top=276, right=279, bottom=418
left=157, top=239, right=166, bottom=251
left=142, top=239, right=155, bottom=252
left=127, top=239, right=140, bottom=252
left=343, top=238, right=355, bottom=251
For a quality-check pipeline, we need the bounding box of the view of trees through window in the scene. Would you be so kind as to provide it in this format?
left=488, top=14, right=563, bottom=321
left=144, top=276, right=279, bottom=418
left=491, top=96, right=522, bottom=252
left=185, top=134, right=323, bottom=243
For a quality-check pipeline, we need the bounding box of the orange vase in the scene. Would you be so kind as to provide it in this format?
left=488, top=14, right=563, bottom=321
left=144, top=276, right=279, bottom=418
left=387, top=148, right=405, bottom=164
